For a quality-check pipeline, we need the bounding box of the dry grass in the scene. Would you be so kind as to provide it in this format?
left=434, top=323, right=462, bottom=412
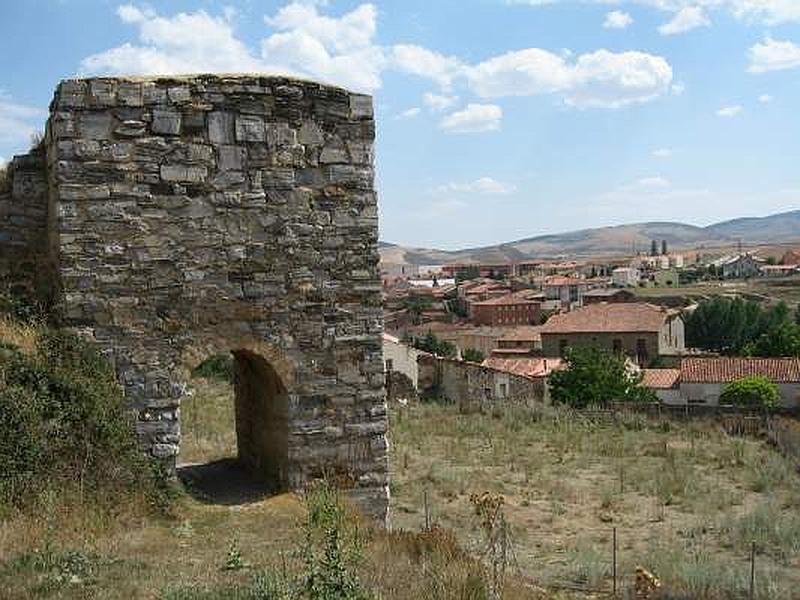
left=389, top=402, right=800, bottom=599
left=179, top=379, right=237, bottom=465
left=0, top=315, right=39, bottom=355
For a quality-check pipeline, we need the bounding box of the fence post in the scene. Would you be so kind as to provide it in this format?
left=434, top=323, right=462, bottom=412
left=612, top=526, right=618, bottom=597
left=423, top=488, right=430, bottom=531
left=750, top=541, right=756, bottom=600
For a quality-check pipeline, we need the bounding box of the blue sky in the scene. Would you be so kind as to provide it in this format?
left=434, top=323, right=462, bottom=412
left=1, top=1, right=800, bottom=249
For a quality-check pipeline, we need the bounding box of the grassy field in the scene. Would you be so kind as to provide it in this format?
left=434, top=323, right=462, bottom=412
left=389, top=402, right=800, bottom=598
left=633, top=276, right=800, bottom=306
left=3, top=350, right=800, bottom=598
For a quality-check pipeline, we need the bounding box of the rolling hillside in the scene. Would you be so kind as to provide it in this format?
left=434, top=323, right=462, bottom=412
left=382, top=210, right=800, bottom=265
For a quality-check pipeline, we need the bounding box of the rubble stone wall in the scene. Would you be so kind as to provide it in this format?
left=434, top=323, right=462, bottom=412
left=28, top=75, right=388, bottom=520
left=0, top=150, right=52, bottom=301
left=418, top=354, right=545, bottom=411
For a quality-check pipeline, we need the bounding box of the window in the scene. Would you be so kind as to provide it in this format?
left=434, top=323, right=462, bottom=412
left=385, top=358, right=393, bottom=373
left=636, top=338, right=648, bottom=365
left=613, top=339, right=622, bottom=354
left=559, top=339, right=569, bottom=356
left=499, top=383, right=508, bottom=398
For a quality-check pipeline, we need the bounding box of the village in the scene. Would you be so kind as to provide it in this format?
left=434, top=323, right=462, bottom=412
left=382, top=245, right=800, bottom=410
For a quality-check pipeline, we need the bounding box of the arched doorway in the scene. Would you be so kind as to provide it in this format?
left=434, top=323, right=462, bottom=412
left=178, top=348, right=290, bottom=502
left=232, top=349, right=289, bottom=490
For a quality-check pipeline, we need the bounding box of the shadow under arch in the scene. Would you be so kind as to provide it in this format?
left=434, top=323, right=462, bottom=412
left=177, top=339, right=293, bottom=505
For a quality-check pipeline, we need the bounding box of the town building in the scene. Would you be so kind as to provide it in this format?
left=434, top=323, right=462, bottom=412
left=760, top=265, right=799, bottom=278
left=640, top=369, right=682, bottom=404
left=538, top=302, right=685, bottom=365
left=679, top=357, right=800, bottom=408
left=492, top=326, right=544, bottom=356
left=612, top=267, right=640, bottom=287
left=712, top=254, right=764, bottom=279
left=582, top=288, right=636, bottom=305
left=781, top=249, right=800, bottom=266
left=536, top=276, right=592, bottom=309
left=471, top=291, right=543, bottom=326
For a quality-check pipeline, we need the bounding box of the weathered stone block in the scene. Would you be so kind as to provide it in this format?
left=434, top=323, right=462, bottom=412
left=208, top=111, right=234, bottom=144
left=152, top=109, right=182, bottom=135
left=235, top=115, right=266, bottom=142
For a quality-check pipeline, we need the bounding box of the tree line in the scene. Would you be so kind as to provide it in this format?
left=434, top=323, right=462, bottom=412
left=685, top=297, right=800, bottom=357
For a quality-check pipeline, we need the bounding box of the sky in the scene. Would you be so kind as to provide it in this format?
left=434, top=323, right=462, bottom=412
left=1, top=1, right=800, bottom=250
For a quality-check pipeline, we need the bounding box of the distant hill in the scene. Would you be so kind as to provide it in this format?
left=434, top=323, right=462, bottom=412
left=381, top=210, right=800, bottom=265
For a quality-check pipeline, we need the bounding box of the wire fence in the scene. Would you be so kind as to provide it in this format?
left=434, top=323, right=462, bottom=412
left=416, top=486, right=786, bottom=600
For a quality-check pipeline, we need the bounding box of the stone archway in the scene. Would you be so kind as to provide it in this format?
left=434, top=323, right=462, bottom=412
left=232, top=349, right=289, bottom=489
left=6, top=74, right=389, bottom=522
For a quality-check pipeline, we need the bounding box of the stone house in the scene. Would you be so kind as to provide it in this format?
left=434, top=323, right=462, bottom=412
left=492, top=326, right=544, bottom=357
left=538, top=303, right=685, bottom=366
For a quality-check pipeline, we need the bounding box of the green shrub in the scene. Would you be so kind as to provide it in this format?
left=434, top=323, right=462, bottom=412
left=192, top=353, right=234, bottom=383
left=0, top=327, right=168, bottom=512
left=461, top=347, right=485, bottom=363
left=549, top=347, right=656, bottom=409
left=720, top=376, right=781, bottom=413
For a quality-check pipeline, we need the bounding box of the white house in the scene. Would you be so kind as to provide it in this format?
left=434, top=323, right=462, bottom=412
left=612, top=267, right=640, bottom=288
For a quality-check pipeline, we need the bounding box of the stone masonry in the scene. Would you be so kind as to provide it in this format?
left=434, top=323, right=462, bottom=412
left=0, top=75, right=388, bottom=521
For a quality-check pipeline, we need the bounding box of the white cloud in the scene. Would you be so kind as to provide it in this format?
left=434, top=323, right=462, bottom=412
left=748, top=37, right=800, bottom=73
left=658, top=6, right=710, bottom=34
left=717, top=104, right=743, bottom=117
left=82, top=3, right=387, bottom=92
left=439, top=104, right=503, bottom=133
left=435, top=177, right=517, bottom=195
left=0, top=92, right=45, bottom=155
left=634, top=176, right=671, bottom=189
left=730, top=0, right=800, bottom=26
left=391, top=45, right=463, bottom=88
left=396, top=107, right=421, bottom=119
left=759, top=94, right=773, bottom=103
left=466, top=48, right=672, bottom=108
left=670, top=81, right=686, bottom=95
left=422, top=92, right=459, bottom=111
left=511, top=1, right=800, bottom=26
left=604, top=10, right=634, bottom=28
left=82, top=5, right=265, bottom=75
left=653, top=147, right=673, bottom=158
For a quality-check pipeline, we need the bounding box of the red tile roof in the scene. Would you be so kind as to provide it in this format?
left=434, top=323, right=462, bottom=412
left=539, top=302, right=675, bottom=334
left=681, top=358, right=800, bottom=384
left=472, top=292, right=542, bottom=306
left=483, top=357, right=564, bottom=378
left=641, top=369, right=681, bottom=389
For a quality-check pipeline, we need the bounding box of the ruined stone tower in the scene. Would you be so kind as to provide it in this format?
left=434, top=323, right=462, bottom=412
left=0, top=75, right=388, bottom=520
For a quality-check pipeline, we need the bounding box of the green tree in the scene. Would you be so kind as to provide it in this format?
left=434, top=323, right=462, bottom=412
left=549, top=347, right=656, bottom=409
left=720, top=376, right=781, bottom=413
left=462, top=347, right=485, bottom=363
left=412, top=332, right=456, bottom=358
left=455, top=266, right=480, bottom=283
left=685, top=297, right=795, bottom=355
left=402, top=295, right=433, bottom=325
left=743, top=323, right=800, bottom=357
left=796, top=304, right=800, bottom=326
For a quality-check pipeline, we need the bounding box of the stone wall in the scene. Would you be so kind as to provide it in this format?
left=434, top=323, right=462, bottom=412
left=0, top=149, right=52, bottom=302
left=418, top=354, right=545, bottom=411
left=6, top=74, right=388, bottom=520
